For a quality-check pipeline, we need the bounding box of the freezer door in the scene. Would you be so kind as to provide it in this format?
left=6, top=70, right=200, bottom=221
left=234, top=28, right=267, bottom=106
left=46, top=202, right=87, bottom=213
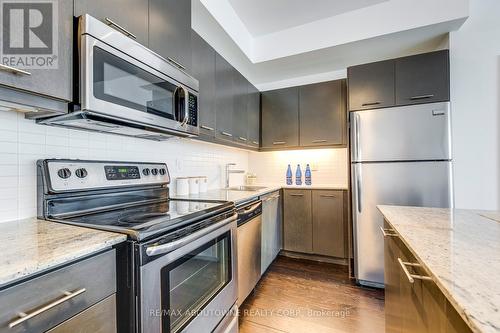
left=351, top=102, right=451, bottom=162
left=351, top=161, right=453, bottom=286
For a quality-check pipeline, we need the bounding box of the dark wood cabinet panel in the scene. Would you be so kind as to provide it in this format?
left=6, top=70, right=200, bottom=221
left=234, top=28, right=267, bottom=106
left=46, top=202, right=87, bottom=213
left=348, top=60, right=395, bottom=111
left=299, top=80, right=347, bottom=147
left=214, top=53, right=234, bottom=141
left=191, top=32, right=216, bottom=138
left=74, top=0, right=148, bottom=46
left=312, top=190, right=346, bottom=258
left=395, top=50, right=450, bottom=106
left=149, top=0, right=192, bottom=73
left=384, top=222, right=403, bottom=333
left=261, top=87, right=299, bottom=149
left=247, top=84, right=260, bottom=148
left=283, top=190, right=312, bottom=253
left=232, top=71, right=249, bottom=145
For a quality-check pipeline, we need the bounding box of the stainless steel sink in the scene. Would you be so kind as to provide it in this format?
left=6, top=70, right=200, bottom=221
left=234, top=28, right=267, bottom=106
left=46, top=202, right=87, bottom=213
left=225, top=186, right=267, bottom=192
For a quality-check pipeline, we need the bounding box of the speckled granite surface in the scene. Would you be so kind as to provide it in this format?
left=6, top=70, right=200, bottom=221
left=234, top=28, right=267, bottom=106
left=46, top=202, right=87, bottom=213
left=377, top=205, right=500, bottom=333
left=0, top=217, right=126, bottom=288
left=173, top=184, right=347, bottom=204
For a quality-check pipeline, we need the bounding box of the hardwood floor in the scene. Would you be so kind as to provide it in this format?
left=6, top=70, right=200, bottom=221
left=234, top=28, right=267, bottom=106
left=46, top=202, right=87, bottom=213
left=239, top=256, right=385, bottom=333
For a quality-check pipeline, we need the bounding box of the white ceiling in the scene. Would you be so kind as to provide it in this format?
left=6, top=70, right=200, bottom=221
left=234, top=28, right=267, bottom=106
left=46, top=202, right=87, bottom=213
left=193, top=0, right=469, bottom=90
left=228, top=0, right=388, bottom=37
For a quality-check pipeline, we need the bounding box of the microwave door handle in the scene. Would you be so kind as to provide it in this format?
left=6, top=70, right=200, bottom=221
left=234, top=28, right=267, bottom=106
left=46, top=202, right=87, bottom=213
left=178, top=86, right=189, bottom=126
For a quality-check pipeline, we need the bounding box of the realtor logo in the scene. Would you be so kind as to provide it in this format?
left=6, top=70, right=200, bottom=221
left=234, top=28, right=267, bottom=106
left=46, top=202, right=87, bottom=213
left=0, top=0, right=58, bottom=69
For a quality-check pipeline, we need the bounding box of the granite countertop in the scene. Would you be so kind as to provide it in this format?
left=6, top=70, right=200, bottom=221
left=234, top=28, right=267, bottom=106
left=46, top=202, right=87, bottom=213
left=173, top=183, right=348, bottom=204
left=377, top=205, right=500, bottom=333
left=0, top=218, right=126, bottom=288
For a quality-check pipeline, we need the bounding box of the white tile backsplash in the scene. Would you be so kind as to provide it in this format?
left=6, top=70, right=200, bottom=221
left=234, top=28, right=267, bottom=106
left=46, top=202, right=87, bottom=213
left=0, top=110, right=249, bottom=223
left=248, top=148, right=349, bottom=187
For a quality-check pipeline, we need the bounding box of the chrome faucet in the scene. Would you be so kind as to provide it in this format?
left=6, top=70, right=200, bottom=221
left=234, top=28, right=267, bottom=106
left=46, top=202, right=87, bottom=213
left=225, top=163, right=245, bottom=188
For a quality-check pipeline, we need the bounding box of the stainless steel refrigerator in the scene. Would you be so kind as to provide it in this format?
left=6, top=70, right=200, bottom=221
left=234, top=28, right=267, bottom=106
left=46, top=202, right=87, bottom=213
left=350, top=102, right=453, bottom=287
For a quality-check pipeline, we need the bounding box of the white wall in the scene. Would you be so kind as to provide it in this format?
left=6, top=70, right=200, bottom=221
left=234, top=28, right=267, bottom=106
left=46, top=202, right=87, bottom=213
left=248, top=148, right=349, bottom=187
left=0, top=110, right=248, bottom=223
left=449, top=0, right=500, bottom=209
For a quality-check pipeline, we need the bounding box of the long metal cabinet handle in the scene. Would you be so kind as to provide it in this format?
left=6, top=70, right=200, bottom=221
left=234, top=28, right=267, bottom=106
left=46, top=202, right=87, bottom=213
left=104, top=17, right=137, bottom=39
left=379, top=226, right=397, bottom=237
left=320, top=194, right=337, bottom=198
left=221, top=132, right=233, bottom=137
left=252, top=141, right=259, bottom=145
left=146, top=214, right=237, bottom=256
left=0, top=63, right=31, bottom=76
left=410, top=94, right=434, bottom=100
left=312, top=139, right=327, bottom=143
left=272, top=141, right=286, bottom=145
left=289, top=193, right=304, bottom=197
left=201, top=125, right=214, bottom=131
left=361, top=101, right=380, bottom=106
left=397, top=258, right=433, bottom=284
left=167, top=57, right=187, bottom=71
left=238, top=137, right=247, bottom=141
left=8, top=288, right=86, bottom=328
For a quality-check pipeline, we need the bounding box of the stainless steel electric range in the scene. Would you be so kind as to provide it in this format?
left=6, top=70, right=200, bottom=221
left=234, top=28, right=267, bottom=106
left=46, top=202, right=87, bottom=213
left=37, top=159, right=239, bottom=333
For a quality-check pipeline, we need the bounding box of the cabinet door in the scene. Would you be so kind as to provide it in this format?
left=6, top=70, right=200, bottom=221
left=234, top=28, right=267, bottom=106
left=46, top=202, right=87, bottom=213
left=445, top=300, right=473, bottom=333
left=299, top=80, right=346, bottom=147
left=191, top=32, right=216, bottom=138
left=395, top=50, right=449, bottom=105
left=348, top=60, right=395, bottom=111
left=383, top=222, right=402, bottom=333
left=283, top=190, right=312, bottom=253
left=232, top=71, right=249, bottom=145
left=214, top=53, right=234, bottom=141
left=247, top=84, right=260, bottom=148
left=261, top=87, right=299, bottom=149
left=0, top=0, right=73, bottom=101
left=149, top=0, right=192, bottom=73
left=312, top=190, right=346, bottom=258
left=74, top=0, right=148, bottom=46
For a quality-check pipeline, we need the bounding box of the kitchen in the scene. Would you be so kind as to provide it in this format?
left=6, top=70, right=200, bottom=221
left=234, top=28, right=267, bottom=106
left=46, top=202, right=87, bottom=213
left=0, top=0, right=498, bottom=333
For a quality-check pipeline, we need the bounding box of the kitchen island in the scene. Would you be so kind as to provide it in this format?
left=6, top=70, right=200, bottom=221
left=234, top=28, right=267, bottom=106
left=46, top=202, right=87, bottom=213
left=377, top=205, right=500, bottom=333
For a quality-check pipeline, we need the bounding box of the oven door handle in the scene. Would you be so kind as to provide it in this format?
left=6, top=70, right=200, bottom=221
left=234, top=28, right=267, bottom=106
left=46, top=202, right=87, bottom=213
left=145, top=213, right=237, bottom=257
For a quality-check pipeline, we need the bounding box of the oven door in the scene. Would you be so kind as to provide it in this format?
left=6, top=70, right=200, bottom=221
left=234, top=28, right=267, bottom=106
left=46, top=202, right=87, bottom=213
left=80, top=33, right=198, bottom=136
left=139, top=214, right=238, bottom=333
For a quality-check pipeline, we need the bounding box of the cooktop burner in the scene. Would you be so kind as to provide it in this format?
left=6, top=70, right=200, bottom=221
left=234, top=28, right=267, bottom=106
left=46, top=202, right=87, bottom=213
left=51, top=199, right=233, bottom=241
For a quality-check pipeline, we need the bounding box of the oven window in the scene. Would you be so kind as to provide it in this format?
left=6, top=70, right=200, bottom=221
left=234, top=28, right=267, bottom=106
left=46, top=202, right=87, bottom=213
left=93, top=46, right=177, bottom=119
left=161, top=231, right=232, bottom=333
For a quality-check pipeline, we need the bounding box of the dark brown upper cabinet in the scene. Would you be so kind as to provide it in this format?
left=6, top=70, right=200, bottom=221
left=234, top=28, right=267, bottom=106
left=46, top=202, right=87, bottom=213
left=395, top=50, right=450, bottom=105
left=247, top=84, right=260, bottom=148
left=261, top=87, right=300, bottom=149
left=149, top=0, right=192, bottom=73
left=299, top=80, right=347, bottom=147
left=348, top=60, right=395, bottom=111
left=214, top=53, right=234, bottom=142
left=74, top=0, right=149, bottom=46
left=232, top=71, right=249, bottom=145
left=191, top=32, right=216, bottom=138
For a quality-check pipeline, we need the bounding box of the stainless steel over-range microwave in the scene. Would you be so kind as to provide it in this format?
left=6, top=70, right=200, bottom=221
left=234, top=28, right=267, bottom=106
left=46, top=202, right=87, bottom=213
left=41, top=14, right=199, bottom=140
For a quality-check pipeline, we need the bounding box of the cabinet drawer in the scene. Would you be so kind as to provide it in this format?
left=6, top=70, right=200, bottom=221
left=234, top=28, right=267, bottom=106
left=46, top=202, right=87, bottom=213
left=46, top=294, right=116, bottom=333
left=0, top=250, right=116, bottom=333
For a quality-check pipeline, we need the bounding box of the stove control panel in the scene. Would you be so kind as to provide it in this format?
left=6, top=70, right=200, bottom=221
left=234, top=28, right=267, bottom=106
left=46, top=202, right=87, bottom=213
left=43, top=160, right=170, bottom=192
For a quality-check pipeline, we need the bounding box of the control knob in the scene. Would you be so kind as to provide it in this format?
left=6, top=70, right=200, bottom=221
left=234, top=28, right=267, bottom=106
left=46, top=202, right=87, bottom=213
left=159, top=169, right=166, bottom=176
left=75, top=168, right=88, bottom=179
left=57, top=168, right=71, bottom=179
left=142, top=168, right=150, bottom=176
left=151, top=168, right=159, bottom=176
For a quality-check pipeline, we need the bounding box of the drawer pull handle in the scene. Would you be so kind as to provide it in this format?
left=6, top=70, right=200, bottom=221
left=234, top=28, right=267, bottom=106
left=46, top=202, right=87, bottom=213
left=361, top=102, right=380, bottom=106
left=319, top=194, right=336, bottom=198
left=272, top=141, right=286, bottom=145
left=104, top=17, right=137, bottom=40
left=167, top=57, right=186, bottom=71
left=201, top=125, right=214, bottom=131
left=312, top=139, right=327, bottom=143
left=397, top=258, right=432, bottom=284
left=8, top=288, right=86, bottom=328
left=379, top=226, right=398, bottom=237
left=289, top=193, right=304, bottom=197
left=221, top=131, right=233, bottom=137
left=238, top=137, right=247, bottom=141
left=410, top=94, right=434, bottom=100
left=0, top=63, right=31, bottom=76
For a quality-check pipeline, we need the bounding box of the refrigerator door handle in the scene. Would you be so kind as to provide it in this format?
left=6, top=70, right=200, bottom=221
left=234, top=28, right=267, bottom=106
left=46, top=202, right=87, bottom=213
left=355, top=113, right=361, bottom=161
left=356, top=164, right=362, bottom=213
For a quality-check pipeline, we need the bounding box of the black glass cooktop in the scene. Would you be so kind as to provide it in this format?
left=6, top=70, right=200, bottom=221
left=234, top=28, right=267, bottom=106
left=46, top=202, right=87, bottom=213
left=52, top=199, right=233, bottom=241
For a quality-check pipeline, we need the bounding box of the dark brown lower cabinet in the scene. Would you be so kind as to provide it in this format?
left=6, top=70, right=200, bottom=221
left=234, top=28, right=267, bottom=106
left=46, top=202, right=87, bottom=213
left=283, top=189, right=347, bottom=259
left=383, top=220, right=473, bottom=333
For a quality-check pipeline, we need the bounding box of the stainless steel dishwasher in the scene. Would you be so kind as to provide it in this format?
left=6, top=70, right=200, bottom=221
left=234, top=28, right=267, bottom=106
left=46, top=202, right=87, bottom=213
left=236, top=199, right=262, bottom=306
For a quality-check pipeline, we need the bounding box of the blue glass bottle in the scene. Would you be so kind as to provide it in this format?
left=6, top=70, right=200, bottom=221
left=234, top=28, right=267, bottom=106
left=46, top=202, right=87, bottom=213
left=295, top=164, right=302, bottom=186
left=305, top=164, right=312, bottom=185
left=286, top=164, right=293, bottom=185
